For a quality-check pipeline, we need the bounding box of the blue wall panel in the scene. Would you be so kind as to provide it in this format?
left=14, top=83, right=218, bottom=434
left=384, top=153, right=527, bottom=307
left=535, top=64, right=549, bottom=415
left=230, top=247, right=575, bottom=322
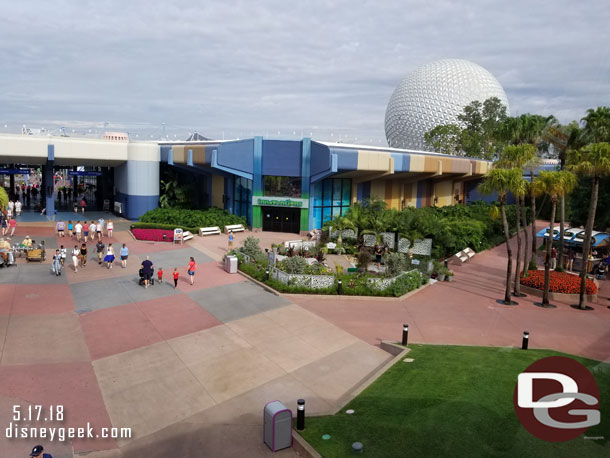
left=310, top=142, right=331, bottom=176
left=217, top=139, right=254, bottom=174
left=114, top=191, right=158, bottom=220
left=332, top=147, right=358, bottom=171
left=262, top=140, right=302, bottom=176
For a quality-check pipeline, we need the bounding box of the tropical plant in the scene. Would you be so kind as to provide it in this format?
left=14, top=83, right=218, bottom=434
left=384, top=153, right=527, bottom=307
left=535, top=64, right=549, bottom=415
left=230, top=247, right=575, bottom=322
left=0, top=187, right=8, bottom=210
left=139, top=207, right=246, bottom=229
left=384, top=252, right=407, bottom=277
left=356, top=250, right=371, bottom=272
left=581, top=106, right=610, bottom=143
left=325, top=215, right=355, bottom=245
left=478, top=167, right=523, bottom=304
left=533, top=171, right=564, bottom=306
left=281, top=256, right=308, bottom=274
left=567, top=142, right=610, bottom=309
left=424, top=124, right=463, bottom=155
left=241, top=236, right=263, bottom=259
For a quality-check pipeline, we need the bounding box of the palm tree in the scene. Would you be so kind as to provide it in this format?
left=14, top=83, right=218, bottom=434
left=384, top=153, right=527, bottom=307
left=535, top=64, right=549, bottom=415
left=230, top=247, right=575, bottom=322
left=497, top=145, right=533, bottom=296
left=567, top=142, right=610, bottom=309
left=327, top=215, right=355, bottom=245
left=479, top=167, right=523, bottom=305
left=581, top=106, right=610, bottom=143
left=555, top=171, right=577, bottom=271
left=533, top=171, right=574, bottom=307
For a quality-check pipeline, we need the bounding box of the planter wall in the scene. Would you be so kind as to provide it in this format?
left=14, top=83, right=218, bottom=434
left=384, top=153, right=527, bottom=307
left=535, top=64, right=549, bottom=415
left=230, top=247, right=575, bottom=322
left=272, top=268, right=335, bottom=289
left=367, top=270, right=419, bottom=290
left=520, top=285, right=597, bottom=303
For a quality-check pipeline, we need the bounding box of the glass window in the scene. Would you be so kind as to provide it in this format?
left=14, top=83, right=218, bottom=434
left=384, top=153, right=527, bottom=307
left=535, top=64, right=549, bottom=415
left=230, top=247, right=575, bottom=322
left=322, top=207, right=332, bottom=224
left=323, top=179, right=332, bottom=206
left=263, top=176, right=301, bottom=197
left=342, top=179, right=351, bottom=205
left=333, top=179, right=342, bottom=206
left=313, top=182, right=323, bottom=207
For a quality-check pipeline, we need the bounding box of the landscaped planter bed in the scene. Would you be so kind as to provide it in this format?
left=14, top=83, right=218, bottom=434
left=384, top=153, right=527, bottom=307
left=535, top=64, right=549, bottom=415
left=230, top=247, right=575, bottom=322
left=131, top=228, right=175, bottom=242
left=519, top=269, right=598, bottom=302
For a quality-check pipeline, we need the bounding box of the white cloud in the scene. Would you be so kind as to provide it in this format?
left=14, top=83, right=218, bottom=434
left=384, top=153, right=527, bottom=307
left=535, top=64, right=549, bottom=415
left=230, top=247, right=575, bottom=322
left=0, top=0, right=608, bottom=142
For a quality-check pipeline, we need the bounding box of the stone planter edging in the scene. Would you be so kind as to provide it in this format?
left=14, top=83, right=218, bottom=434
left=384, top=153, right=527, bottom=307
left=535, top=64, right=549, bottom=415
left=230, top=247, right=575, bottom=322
left=520, top=285, right=597, bottom=303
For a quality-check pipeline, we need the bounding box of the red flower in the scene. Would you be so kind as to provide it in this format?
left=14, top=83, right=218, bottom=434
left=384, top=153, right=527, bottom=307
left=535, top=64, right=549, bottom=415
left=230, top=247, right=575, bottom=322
left=132, top=228, right=174, bottom=242
left=520, top=270, right=597, bottom=295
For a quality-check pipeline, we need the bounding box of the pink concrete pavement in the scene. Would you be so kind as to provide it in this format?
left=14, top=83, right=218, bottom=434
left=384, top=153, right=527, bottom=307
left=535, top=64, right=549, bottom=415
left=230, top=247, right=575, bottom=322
left=291, top=224, right=610, bottom=362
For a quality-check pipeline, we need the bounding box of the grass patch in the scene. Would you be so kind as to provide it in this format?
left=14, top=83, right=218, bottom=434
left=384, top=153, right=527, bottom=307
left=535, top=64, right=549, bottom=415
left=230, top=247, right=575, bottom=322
left=300, top=345, right=609, bottom=458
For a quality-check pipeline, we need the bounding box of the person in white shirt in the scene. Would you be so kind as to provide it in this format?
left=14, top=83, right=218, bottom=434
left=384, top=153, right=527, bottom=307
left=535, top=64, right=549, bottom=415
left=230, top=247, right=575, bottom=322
left=74, top=221, right=83, bottom=242
left=97, top=218, right=105, bottom=241
left=60, top=245, right=67, bottom=266
left=107, top=219, right=114, bottom=238
left=8, top=201, right=14, bottom=213
left=14, top=200, right=22, bottom=216
left=88, top=221, right=96, bottom=243
left=72, top=245, right=80, bottom=272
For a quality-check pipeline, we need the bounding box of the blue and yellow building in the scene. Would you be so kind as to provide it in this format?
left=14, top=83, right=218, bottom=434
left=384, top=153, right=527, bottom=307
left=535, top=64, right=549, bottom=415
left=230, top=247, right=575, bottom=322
left=161, top=136, right=491, bottom=233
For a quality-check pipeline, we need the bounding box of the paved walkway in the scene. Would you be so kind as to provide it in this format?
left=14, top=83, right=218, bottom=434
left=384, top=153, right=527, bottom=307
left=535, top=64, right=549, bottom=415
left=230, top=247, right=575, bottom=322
left=0, top=220, right=391, bottom=458
left=291, top=223, right=610, bottom=363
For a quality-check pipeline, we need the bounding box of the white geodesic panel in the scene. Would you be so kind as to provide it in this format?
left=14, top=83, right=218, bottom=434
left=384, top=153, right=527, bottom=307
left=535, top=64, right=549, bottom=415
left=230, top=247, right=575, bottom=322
left=385, top=59, right=509, bottom=151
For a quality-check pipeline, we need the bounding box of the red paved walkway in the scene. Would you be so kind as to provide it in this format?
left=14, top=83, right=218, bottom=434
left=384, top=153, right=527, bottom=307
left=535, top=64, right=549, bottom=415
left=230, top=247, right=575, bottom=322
left=291, top=225, right=610, bottom=362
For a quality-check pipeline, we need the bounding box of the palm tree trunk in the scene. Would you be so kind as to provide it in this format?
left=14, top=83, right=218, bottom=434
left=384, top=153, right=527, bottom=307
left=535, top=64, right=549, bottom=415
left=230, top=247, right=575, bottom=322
left=513, top=197, right=522, bottom=296
left=501, top=202, right=513, bottom=304
left=579, top=176, right=599, bottom=309
left=520, top=195, right=529, bottom=272
left=530, top=170, right=537, bottom=267
left=558, top=194, right=565, bottom=269
left=542, top=200, right=557, bottom=305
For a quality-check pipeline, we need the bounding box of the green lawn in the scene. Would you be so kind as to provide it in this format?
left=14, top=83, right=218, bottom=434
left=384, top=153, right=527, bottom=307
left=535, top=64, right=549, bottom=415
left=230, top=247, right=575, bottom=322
left=299, top=345, right=609, bottom=458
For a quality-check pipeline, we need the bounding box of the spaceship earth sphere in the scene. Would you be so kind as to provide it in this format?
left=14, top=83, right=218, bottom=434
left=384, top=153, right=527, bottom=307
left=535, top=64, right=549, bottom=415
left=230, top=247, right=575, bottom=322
left=384, top=59, right=509, bottom=151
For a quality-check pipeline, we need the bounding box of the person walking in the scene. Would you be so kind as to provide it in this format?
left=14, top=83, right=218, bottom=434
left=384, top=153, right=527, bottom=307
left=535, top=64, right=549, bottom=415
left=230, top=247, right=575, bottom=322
left=74, top=221, right=82, bottom=242
left=14, top=200, right=22, bottom=216
left=95, top=239, right=105, bottom=265
left=56, top=219, right=65, bottom=237
left=80, top=243, right=88, bottom=267
left=88, top=221, right=96, bottom=243
left=120, top=243, right=128, bottom=268
left=172, top=268, right=179, bottom=288
left=9, top=217, right=16, bottom=236
left=228, top=230, right=234, bottom=251
left=82, top=221, right=89, bottom=242
left=80, top=198, right=86, bottom=213
left=187, top=256, right=197, bottom=285
left=141, top=256, right=153, bottom=288
left=67, top=220, right=73, bottom=238
left=29, top=444, right=53, bottom=457
left=60, top=245, right=66, bottom=266
left=104, top=243, right=115, bottom=269
left=72, top=245, right=80, bottom=272
left=550, top=246, right=557, bottom=270
left=7, top=200, right=14, bottom=215
left=52, top=249, right=62, bottom=276
left=1, top=216, right=7, bottom=236
left=157, top=267, right=164, bottom=284
left=107, top=219, right=114, bottom=238
left=97, top=217, right=105, bottom=240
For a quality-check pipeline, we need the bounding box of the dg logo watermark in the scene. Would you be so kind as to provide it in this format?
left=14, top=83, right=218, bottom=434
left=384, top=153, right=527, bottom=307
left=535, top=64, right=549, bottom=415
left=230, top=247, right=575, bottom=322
left=513, top=356, right=601, bottom=441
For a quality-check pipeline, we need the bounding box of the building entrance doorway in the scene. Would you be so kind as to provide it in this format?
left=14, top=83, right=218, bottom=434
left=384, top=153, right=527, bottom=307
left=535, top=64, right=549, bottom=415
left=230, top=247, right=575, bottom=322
left=262, top=207, right=300, bottom=233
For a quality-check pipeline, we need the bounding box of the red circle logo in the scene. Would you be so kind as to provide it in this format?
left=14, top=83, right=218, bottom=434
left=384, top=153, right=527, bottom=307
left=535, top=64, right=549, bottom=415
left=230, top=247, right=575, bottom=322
left=513, top=356, right=600, bottom=442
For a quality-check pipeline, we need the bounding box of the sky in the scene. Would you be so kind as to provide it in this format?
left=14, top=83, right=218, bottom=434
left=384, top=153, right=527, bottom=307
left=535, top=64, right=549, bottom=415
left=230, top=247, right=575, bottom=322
left=1, top=0, right=609, bottom=144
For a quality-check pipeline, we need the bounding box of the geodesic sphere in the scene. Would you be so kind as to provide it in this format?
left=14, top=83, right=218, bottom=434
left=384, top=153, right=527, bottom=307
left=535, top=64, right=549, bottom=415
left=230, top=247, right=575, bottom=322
left=385, top=59, right=509, bottom=151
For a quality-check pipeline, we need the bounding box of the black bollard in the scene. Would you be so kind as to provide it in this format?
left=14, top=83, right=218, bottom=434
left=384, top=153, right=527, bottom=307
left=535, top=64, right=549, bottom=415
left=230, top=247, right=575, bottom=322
left=296, top=399, right=305, bottom=430
left=402, top=324, right=409, bottom=346
left=522, top=331, right=529, bottom=350
left=265, top=269, right=270, bottom=281
left=338, top=279, right=342, bottom=295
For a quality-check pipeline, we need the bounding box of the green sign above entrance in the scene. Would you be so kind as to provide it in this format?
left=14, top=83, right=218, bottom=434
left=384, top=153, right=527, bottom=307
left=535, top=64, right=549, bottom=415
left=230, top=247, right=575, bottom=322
left=252, top=196, right=309, bottom=209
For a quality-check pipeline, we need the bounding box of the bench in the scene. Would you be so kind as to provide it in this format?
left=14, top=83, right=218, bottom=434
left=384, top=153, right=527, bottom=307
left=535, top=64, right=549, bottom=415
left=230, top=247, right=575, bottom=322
left=183, top=231, right=194, bottom=242
left=224, top=224, right=245, bottom=233
left=451, top=247, right=475, bottom=265
left=199, top=226, right=221, bottom=236
left=463, top=247, right=476, bottom=260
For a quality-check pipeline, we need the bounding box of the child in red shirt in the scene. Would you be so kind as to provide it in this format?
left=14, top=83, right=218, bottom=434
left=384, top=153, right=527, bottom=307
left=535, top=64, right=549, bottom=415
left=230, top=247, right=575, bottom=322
left=157, top=267, right=164, bottom=284
left=172, top=268, right=179, bottom=288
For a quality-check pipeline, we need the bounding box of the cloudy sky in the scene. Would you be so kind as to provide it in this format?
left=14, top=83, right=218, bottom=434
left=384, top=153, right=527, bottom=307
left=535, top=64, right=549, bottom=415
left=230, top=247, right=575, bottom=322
left=1, top=0, right=609, bottom=143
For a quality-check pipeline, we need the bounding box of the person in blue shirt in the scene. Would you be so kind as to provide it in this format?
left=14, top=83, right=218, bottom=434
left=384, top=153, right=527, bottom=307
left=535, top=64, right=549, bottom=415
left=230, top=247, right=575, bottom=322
left=120, top=243, right=129, bottom=268
left=30, top=444, right=52, bottom=457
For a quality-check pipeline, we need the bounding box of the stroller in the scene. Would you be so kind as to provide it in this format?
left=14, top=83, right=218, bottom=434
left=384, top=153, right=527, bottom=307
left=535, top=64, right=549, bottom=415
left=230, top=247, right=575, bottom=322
left=138, top=267, right=155, bottom=286
left=594, top=260, right=607, bottom=280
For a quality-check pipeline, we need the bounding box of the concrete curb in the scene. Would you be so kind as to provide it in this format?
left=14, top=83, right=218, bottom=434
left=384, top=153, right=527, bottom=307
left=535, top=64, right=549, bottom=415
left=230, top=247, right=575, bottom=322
left=282, top=280, right=432, bottom=302
left=520, top=284, right=598, bottom=304
left=237, top=270, right=281, bottom=296
left=291, top=341, right=410, bottom=458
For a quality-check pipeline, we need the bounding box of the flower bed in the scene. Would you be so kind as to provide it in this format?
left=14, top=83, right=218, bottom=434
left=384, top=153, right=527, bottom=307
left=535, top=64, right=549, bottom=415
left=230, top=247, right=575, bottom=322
left=131, top=228, right=175, bottom=242
left=520, top=270, right=597, bottom=295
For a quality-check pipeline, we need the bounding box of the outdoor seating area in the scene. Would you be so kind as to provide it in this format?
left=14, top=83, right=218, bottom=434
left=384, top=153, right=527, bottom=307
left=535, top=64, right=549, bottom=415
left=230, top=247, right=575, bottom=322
left=199, top=226, right=222, bottom=236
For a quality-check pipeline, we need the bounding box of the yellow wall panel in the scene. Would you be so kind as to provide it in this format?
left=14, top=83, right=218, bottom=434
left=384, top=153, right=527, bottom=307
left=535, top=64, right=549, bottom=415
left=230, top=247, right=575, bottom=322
left=172, top=146, right=186, bottom=164
left=371, top=180, right=386, bottom=201
left=408, top=154, right=425, bottom=172
left=192, top=146, right=207, bottom=165
left=434, top=180, right=453, bottom=207
left=357, top=151, right=392, bottom=171
left=212, top=175, right=224, bottom=209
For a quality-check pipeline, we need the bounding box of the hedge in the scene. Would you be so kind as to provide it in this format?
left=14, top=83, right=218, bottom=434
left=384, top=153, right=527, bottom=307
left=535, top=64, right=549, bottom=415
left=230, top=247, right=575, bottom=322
left=139, top=207, right=246, bottom=230
left=131, top=222, right=200, bottom=233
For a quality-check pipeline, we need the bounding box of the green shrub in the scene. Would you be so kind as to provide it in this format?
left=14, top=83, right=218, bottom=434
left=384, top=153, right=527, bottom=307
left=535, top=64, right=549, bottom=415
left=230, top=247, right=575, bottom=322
left=139, top=207, right=246, bottom=229
left=357, top=250, right=371, bottom=270
left=131, top=222, right=199, bottom=233
left=281, top=256, right=308, bottom=274
left=384, top=252, right=407, bottom=277
left=241, top=236, right=263, bottom=259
